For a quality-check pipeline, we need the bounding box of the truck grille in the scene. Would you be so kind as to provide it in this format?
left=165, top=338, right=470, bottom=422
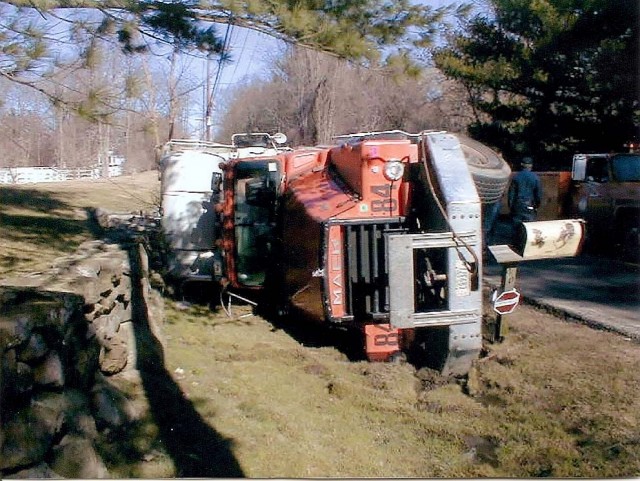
left=344, top=222, right=404, bottom=320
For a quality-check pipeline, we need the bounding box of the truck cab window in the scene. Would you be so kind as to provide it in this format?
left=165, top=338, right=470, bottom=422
left=585, top=158, right=609, bottom=182
left=234, top=160, right=280, bottom=287
left=611, top=154, right=640, bottom=182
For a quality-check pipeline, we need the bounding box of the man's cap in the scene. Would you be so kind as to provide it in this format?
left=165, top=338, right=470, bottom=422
left=521, top=156, right=533, bottom=166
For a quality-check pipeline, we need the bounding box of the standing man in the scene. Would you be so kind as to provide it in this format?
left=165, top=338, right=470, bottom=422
left=508, top=156, right=542, bottom=239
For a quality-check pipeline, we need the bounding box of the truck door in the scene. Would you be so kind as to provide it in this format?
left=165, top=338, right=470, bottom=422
left=583, top=156, right=611, bottom=228
left=233, top=159, right=281, bottom=287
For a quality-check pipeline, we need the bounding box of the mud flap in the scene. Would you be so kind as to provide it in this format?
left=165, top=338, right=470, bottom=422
left=440, top=322, right=482, bottom=377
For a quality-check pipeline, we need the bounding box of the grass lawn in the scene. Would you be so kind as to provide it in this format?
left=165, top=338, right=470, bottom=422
left=2, top=171, right=639, bottom=478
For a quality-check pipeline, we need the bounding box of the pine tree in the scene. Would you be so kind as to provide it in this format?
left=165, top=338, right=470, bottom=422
left=435, top=0, right=639, bottom=166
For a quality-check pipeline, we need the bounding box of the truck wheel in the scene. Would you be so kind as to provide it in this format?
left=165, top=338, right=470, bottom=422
left=622, top=228, right=640, bottom=263
left=616, top=213, right=640, bottom=263
left=454, top=134, right=512, bottom=203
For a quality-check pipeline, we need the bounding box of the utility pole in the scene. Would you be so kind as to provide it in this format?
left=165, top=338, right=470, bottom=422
left=204, top=53, right=213, bottom=141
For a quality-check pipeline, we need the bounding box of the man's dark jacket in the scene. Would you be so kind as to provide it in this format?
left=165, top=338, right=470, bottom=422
left=508, top=170, right=542, bottom=221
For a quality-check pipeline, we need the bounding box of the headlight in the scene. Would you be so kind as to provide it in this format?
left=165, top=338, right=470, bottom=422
left=383, top=160, right=404, bottom=181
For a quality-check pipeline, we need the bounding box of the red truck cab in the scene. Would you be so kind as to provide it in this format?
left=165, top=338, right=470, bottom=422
left=216, top=131, right=497, bottom=376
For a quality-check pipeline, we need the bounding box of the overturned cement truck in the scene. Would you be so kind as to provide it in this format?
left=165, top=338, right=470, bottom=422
left=160, top=130, right=511, bottom=375
left=161, top=131, right=510, bottom=375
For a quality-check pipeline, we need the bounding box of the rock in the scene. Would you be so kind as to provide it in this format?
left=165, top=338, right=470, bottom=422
left=44, top=252, right=126, bottom=305
left=105, top=370, right=148, bottom=420
left=14, top=362, right=34, bottom=398
left=71, top=343, right=100, bottom=389
left=4, top=462, right=64, bottom=478
left=70, top=412, right=99, bottom=440
left=33, top=351, right=65, bottom=388
left=17, top=331, right=49, bottom=363
left=2, top=350, right=33, bottom=400
left=118, top=321, right=138, bottom=372
left=145, top=288, right=166, bottom=352
left=137, top=243, right=150, bottom=277
left=69, top=275, right=116, bottom=306
left=0, top=289, right=84, bottom=339
left=0, top=288, right=20, bottom=305
left=1, top=238, right=166, bottom=477
left=62, top=389, right=99, bottom=439
left=84, top=302, right=103, bottom=321
left=91, top=378, right=132, bottom=431
left=149, top=271, right=165, bottom=290
left=0, top=315, right=33, bottom=349
left=31, top=392, right=67, bottom=436
left=50, top=434, right=110, bottom=478
left=99, top=335, right=128, bottom=375
left=13, top=316, right=33, bottom=346
left=27, top=388, right=97, bottom=442
left=94, top=314, right=121, bottom=342
left=89, top=281, right=132, bottom=320
left=71, top=259, right=102, bottom=279
left=1, top=408, right=54, bottom=471
left=112, top=300, right=133, bottom=321
left=95, top=253, right=129, bottom=280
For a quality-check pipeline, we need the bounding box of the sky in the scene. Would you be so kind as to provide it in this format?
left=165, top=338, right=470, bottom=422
left=192, top=0, right=464, bottom=139
left=0, top=0, right=466, bottom=138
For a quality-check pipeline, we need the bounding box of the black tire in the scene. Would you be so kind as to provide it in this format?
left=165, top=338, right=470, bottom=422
left=621, top=228, right=640, bottom=263
left=453, top=134, right=512, bottom=203
left=615, top=211, right=640, bottom=263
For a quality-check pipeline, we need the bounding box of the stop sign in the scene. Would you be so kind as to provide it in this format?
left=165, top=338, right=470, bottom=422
left=493, top=289, right=521, bottom=315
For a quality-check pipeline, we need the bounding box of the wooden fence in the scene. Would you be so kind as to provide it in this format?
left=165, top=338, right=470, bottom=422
left=0, top=165, right=124, bottom=184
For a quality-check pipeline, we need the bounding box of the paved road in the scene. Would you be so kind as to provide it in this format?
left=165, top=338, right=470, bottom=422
left=483, top=219, right=640, bottom=340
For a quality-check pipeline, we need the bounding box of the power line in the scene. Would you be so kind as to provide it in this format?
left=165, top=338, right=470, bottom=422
left=208, top=15, right=234, bottom=108
left=203, top=15, right=234, bottom=140
left=229, top=27, right=250, bottom=84
left=242, top=31, right=258, bottom=80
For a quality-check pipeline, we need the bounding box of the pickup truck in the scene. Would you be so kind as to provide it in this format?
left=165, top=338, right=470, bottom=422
left=569, top=152, right=640, bottom=261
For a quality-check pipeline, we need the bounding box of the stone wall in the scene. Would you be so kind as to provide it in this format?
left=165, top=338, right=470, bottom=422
left=0, top=239, right=165, bottom=478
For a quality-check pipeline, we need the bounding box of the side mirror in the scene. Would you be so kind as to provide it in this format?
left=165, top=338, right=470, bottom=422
left=272, top=132, right=287, bottom=145
left=572, top=155, right=587, bottom=181
left=211, top=172, right=222, bottom=191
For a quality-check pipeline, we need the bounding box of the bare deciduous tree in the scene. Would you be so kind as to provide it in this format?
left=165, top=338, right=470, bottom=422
left=216, top=48, right=475, bottom=145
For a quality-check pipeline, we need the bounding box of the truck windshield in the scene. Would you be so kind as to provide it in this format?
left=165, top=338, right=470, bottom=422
left=232, top=133, right=271, bottom=148
left=611, top=154, right=640, bottom=182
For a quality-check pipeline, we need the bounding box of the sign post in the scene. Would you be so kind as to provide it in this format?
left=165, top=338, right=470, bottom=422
left=488, top=245, right=523, bottom=343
